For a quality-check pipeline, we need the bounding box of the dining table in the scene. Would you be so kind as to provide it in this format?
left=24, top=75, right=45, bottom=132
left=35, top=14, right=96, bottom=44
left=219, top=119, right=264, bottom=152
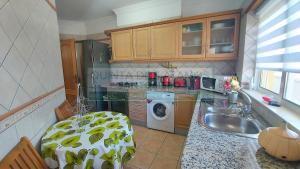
left=41, top=111, right=136, bottom=169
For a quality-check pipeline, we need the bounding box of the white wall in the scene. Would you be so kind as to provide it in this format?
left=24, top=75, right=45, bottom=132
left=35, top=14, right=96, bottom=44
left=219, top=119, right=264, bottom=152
left=58, top=19, right=87, bottom=35
left=113, top=0, right=181, bottom=27
left=182, top=0, right=248, bottom=17
left=85, top=15, right=117, bottom=35
left=58, top=0, right=250, bottom=37
left=0, top=0, right=65, bottom=159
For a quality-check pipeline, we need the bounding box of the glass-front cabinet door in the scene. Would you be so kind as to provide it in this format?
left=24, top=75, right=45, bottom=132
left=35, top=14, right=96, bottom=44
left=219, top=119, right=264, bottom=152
left=206, top=14, right=240, bottom=59
left=178, top=19, right=206, bottom=59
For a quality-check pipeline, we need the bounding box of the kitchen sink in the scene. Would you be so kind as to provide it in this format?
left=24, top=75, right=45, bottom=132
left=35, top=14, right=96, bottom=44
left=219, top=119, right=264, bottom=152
left=204, top=114, right=260, bottom=134
left=198, top=98, right=263, bottom=138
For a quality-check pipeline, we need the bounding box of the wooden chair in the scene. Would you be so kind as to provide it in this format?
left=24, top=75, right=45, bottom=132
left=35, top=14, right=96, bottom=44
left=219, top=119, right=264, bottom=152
left=0, top=137, right=48, bottom=169
left=55, top=100, right=75, bottom=121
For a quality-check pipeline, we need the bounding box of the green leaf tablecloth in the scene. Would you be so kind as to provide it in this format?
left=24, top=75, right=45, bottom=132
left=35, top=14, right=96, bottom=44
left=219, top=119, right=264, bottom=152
left=41, top=111, right=136, bottom=169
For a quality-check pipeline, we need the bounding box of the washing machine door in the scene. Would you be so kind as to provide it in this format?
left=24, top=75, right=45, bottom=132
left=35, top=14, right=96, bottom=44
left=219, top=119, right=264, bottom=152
left=151, top=101, right=169, bottom=120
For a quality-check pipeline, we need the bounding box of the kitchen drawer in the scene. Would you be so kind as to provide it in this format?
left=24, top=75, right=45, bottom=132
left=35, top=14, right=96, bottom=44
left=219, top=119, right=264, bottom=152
left=129, top=90, right=146, bottom=100
left=129, top=100, right=146, bottom=106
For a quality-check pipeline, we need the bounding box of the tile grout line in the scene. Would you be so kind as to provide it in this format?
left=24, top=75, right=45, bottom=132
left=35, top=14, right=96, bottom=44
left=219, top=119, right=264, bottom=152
left=0, top=0, right=32, bottom=67
left=133, top=127, right=182, bottom=169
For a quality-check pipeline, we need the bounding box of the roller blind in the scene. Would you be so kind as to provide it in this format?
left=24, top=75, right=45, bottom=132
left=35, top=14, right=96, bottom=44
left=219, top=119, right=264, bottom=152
left=256, top=0, right=300, bottom=73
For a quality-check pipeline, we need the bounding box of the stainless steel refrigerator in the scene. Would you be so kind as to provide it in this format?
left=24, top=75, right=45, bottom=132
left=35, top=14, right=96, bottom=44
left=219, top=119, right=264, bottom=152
left=80, top=40, right=110, bottom=111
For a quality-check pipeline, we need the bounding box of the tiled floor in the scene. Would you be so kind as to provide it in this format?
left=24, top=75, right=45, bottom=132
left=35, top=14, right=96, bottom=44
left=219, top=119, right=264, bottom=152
left=124, top=125, right=186, bottom=169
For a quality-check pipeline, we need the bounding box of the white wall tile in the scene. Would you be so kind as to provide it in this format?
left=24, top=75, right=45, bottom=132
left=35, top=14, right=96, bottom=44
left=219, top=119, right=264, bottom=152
left=0, top=126, right=18, bottom=160
left=0, top=104, right=7, bottom=115
left=0, top=25, right=11, bottom=64
left=24, top=0, right=37, bottom=14
left=20, top=66, right=44, bottom=99
left=31, top=124, right=46, bottom=150
left=23, top=13, right=42, bottom=45
left=14, top=30, right=33, bottom=63
left=30, top=108, right=45, bottom=131
left=10, top=86, right=31, bottom=110
left=28, top=46, right=44, bottom=78
left=0, top=66, right=18, bottom=109
left=0, top=0, right=64, bottom=159
left=2, top=46, right=27, bottom=82
left=15, top=112, right=35, bottom=139
left=0, top=2, right=21, bottom=42
left=9, top=0, right=30, bottom=26
left=0, top=0, right=8, bottom=9
left=110, top=61, right=236, bottom=83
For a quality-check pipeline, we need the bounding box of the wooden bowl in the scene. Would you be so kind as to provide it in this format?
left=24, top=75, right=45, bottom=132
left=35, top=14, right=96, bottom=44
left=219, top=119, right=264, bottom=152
left=258, top=124, right=300, bottom=161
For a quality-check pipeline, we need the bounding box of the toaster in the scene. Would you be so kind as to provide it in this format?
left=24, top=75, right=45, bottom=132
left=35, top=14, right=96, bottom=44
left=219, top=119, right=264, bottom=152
left=174, top=77, right=186, bottom=87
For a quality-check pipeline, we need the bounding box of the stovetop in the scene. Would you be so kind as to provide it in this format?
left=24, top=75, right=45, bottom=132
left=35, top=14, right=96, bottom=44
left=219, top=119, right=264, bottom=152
left=110, top=82, right=138, bottom=87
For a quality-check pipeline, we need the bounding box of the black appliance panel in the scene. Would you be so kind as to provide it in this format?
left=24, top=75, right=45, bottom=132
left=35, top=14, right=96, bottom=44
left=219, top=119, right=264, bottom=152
left=202, top=77, right=216, bottom=89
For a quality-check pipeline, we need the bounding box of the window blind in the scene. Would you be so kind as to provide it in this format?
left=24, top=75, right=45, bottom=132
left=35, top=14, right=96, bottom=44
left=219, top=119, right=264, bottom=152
left=256, top=0, right=300, bottom=73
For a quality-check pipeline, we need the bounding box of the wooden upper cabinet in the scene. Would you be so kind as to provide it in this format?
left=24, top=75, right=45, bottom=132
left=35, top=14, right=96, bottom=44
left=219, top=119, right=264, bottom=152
left=150, top=23, right=178, bottom=60
left=178, top=19, right=206, bottom=59
left=111, top=29, right=133, bottom=60
left=108, top=10, right=241, bottom=62
left=133, top=27, right=151, bottom=60
left=206, top=14, right=240, bottom=60
left=175, top=94, right=197, bottom=129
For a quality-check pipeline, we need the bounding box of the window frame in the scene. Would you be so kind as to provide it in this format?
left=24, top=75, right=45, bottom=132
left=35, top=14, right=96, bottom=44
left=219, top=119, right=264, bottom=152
left=254, top=69, right=300, bottom=113
left=258, top=70, right=283, bottom=95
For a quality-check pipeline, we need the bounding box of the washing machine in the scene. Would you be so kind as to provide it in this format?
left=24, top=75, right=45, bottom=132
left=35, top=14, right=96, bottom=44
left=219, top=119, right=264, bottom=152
left=147, top=91, right=175, bottom=133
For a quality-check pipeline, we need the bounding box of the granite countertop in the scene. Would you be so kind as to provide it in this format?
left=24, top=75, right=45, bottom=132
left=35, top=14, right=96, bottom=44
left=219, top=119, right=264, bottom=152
left=181, top=90, right=300, bottom=169
left=103, top=84, right=200, bottom=94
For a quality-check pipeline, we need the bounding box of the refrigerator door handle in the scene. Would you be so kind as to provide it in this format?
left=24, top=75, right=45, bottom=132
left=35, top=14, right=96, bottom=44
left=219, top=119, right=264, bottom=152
left=91, top=73, right=95, bottom=87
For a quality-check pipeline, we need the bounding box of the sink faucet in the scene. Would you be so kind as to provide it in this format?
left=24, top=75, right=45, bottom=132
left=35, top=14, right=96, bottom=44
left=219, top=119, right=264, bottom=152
left=238, top=90, right=252, bottom=117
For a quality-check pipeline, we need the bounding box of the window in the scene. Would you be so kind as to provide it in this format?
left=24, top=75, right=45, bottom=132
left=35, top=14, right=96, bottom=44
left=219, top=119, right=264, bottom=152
left=260, top=70, right=282, bottom=94
left=255, top=0, right=300, bottom=107
left=284, top=72, right=300, bottom=105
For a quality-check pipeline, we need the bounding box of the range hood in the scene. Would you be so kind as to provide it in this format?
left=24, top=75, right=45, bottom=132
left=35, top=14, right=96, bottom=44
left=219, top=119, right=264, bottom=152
left=113, top=0, right=182, bottom=27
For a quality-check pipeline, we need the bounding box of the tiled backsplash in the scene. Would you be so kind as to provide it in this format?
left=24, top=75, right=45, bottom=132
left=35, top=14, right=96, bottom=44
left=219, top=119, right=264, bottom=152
left=0, top=0, right=65, bottom=159
left=110, top=61, right=237, bottom=83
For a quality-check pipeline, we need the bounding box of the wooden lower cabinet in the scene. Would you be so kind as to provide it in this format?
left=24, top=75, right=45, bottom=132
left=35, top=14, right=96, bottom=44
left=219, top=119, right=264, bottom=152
left=175, top=94, right=197, bottom=129
left=128, top=90, right=147, bottom=124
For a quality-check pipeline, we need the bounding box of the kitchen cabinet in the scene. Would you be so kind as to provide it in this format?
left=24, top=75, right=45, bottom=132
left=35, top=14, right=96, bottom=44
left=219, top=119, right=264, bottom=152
left=133, top=27, right=151, bottom=60
left=111, top=29, right=133, bottom=61
left=175, top=94, right=197, bottom=129
left=108, top=10, right=240, bottom=62
left=106, top=90, right=129, bottom=116
left=178, top=19, right=206, bottom=59
left=150, top=23, right=178, bottom=60
left=206, top=14, right=240, bottom=60
left=128, top=90, right=147, bottom=125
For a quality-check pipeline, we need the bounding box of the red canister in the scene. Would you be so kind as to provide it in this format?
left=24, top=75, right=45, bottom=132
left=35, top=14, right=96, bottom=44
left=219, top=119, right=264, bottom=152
left=148, top=72, right=157, bottom=79
left=162, top=76, right=170, bottom=86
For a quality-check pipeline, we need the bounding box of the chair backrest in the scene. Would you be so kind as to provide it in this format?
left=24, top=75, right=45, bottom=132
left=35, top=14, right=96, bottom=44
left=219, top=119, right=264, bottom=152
left=55, top=100, right=75, bottom=121
left=0, top=137, right=48, bottom=169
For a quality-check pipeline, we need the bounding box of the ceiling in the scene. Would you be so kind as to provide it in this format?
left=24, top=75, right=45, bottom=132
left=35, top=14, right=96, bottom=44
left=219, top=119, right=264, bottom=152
left=56, top=0, right=248, bottom=21
left=56, top=0, right=150, bottom=20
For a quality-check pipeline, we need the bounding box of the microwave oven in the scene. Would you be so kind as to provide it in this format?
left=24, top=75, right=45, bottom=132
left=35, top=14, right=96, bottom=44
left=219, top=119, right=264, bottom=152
left=200, top=76, right=228, bottom=93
